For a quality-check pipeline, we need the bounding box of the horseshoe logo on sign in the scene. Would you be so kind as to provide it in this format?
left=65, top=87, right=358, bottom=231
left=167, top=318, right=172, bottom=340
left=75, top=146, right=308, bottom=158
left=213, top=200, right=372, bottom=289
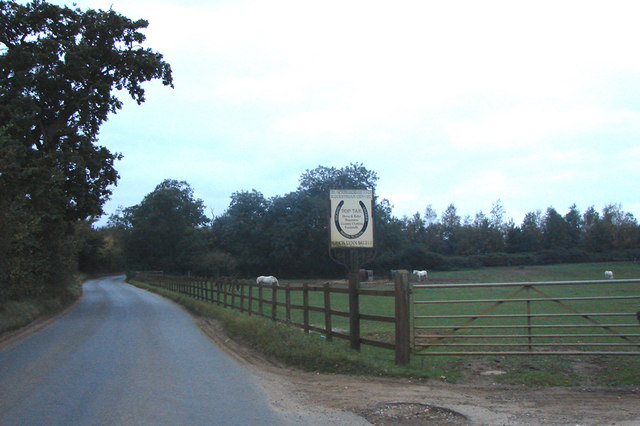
left=334, top=200, right=370, bottom=239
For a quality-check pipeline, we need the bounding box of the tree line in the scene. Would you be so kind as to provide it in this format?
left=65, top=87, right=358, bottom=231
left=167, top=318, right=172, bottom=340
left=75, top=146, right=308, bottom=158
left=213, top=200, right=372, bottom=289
left=90, top=163, right=640, bottom=280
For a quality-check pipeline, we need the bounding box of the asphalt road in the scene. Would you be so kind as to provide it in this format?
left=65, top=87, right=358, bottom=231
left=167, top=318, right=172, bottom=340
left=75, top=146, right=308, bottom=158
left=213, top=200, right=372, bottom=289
left=0, top=276, right=354, bottom=425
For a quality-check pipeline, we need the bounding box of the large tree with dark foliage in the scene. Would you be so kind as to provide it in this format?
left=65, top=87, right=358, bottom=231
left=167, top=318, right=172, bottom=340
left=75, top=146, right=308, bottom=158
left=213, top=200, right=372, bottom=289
left=117, top=180, right=207, bottom=274
left=0, top=0, right=173, bottom=300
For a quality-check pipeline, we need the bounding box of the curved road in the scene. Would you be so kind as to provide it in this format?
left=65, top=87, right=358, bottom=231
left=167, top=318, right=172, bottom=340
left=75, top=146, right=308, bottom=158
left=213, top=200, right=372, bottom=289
left=0, top=276, right=362, bottom=425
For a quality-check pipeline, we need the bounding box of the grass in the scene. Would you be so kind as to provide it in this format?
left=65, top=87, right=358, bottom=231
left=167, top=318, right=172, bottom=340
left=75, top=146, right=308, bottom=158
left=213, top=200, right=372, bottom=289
left=0, top=276, right=83, bottom=336
left=411, top=262, right=640, bottom=386
left=135, top=261, right=640, bottom=387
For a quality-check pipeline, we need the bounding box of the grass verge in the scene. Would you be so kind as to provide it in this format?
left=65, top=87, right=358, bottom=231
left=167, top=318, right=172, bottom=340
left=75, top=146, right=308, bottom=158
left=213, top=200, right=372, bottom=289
left=0, top=276, right=83, bottom=336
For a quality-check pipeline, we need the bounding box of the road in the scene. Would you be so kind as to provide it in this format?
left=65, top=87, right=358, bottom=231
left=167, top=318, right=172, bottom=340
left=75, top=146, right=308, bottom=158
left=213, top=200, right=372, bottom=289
left=0, top=276, right=364, bottom=425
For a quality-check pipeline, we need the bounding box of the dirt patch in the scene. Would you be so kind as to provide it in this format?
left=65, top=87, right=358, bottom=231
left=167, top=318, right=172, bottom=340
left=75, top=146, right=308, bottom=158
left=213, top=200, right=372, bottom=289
left=362, top=402, right=469, bottom=425
left=197, top=317, right=640, bottom=425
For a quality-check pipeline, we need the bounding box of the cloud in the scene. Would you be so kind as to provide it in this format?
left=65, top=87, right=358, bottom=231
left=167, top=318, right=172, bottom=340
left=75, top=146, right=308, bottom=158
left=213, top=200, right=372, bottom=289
left=446, top=106, right=640, bottom=151
left=48, top=0, right=640, bottom=225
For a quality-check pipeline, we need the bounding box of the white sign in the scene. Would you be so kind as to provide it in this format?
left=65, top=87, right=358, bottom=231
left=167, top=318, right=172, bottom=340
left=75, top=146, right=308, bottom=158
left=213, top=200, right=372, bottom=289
left=330, top=189, right=374, bottom=248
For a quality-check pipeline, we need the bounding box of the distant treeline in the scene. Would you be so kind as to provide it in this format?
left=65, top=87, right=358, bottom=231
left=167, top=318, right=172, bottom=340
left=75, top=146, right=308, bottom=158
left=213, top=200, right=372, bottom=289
left=83, top=164, right=640, bottom=279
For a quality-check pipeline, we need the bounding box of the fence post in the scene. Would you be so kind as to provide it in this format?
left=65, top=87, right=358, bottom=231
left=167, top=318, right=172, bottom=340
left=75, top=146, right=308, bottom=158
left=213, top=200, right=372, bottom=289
left=271, top=286, right=278, bottom=320
left=303, top=283, right=309, bottom=334
left=285, top=283, right=291, bottom=323
left=348, top=249, right=361, bottom=351
left=324, top=282, right=333, bottom=341
left=223, top=279, right=228, bottom=308
left=237, top=280, right=244, bottom=313
left=248, top=282, right=253, bottom=316
left=231, top=280, right=236, bottom=308
left=395, top=269, right=411, bottom=365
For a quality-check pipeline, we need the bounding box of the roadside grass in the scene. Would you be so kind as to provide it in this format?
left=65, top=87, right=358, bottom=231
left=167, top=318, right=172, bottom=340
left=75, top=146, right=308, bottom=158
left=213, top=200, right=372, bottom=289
left=0, top=277, right=83, bottom=336
left=134, top=262, right=640, bottom=387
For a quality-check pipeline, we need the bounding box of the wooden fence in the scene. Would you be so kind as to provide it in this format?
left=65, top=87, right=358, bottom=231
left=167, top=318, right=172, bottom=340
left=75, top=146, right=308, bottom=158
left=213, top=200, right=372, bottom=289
left=134, top=271, right=412, bottom=365
left=133, top=272, right=640, bottom=360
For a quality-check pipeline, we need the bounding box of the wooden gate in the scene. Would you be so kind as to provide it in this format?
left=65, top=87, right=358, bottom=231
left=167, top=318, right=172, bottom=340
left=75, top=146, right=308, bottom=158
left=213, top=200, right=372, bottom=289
left=412, top=279, right=640, bottom=356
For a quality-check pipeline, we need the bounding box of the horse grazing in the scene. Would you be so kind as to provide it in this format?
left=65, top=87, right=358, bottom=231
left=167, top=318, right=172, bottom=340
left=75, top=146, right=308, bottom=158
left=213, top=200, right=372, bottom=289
left=256, top=275, right=279, bottom=286
left=604, top=270, right=614, bottom=280
left=412, top=270, right=428, bottom=281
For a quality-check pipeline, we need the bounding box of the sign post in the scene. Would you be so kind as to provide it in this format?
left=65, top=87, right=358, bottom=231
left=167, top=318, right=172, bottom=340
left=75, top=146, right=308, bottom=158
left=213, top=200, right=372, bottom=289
left=329, top=189, right=375, bottom=351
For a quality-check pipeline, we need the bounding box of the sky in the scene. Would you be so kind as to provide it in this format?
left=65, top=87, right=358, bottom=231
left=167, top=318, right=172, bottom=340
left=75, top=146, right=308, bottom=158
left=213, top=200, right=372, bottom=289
left=49, top=0, right=640, bottom=226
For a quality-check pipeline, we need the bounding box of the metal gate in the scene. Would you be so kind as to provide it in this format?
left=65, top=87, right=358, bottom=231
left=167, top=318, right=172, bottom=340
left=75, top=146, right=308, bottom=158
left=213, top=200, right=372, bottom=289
left=412, top=279, right=640, bottom=356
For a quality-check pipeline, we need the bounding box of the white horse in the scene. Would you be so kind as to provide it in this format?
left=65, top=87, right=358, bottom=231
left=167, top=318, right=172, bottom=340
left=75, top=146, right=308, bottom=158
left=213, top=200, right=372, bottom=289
left=256, top=275, right=279, bottom=286
left=412, top=270, right=428, bottom=281
left=604, top=270, right=614, bottom=280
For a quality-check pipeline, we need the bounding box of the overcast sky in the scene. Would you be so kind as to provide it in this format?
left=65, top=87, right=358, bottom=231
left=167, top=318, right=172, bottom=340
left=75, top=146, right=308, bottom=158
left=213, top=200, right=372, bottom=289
left=50, top=0, right=640, bottom=226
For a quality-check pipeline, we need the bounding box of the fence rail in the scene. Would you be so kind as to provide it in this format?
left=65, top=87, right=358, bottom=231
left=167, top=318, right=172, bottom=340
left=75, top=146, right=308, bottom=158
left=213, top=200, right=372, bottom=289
left=413, top=279, right=640, bottom=356
left=134, top=272, right=410, bottom=362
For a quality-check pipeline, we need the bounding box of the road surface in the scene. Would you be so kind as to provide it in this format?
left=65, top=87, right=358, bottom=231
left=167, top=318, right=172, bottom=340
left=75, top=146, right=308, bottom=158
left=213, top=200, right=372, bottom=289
left=0, top=276, right=365, bottom=425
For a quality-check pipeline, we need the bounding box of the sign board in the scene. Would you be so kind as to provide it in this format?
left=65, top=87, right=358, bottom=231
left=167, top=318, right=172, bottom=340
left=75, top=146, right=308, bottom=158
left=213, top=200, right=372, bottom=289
left=330, top=189, right=374, bottom=248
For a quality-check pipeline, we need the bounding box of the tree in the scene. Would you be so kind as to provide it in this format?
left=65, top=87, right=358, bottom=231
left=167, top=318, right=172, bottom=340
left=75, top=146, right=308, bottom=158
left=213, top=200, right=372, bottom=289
left=542, top=207, right=570, bottom=249
left=490, top=199, right=507, bottom=236
left=76, top=221, right=125, bottom=274
left=1, top=0, right=173, bottom=221
left=602, top=203, right=638, bottom=250
left=466, top=210, right=504, bottom=254
left=404, top=212, right=426, bottom=244
left=439, top=203, right=461, bottom=255
left=118, top=180, right=207, bottom=273
left=0, top=0, right=173, bottom=299
left=265, top=191, right=323, bottom=276
left=212, top=190, right=271, bottom=274
left=564, top=204, right=582, bottom=247
left=424, top=205, right=438, bottom=226
left=506, top=210, right=543, bottom=253
left=298, top=163, right=378, bottom=197
left=582, top=206, right=603, bottom=251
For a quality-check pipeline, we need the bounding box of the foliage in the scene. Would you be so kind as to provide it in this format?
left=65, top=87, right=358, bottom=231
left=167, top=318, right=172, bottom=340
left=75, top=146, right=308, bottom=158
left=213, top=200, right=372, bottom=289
left=0, top=0, right=172, bottom=300
left=115, top=179, right=207, bottom=273
left=206, top=163, right=382, bottom=277
left=76, top=221, right=125, bottom=274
